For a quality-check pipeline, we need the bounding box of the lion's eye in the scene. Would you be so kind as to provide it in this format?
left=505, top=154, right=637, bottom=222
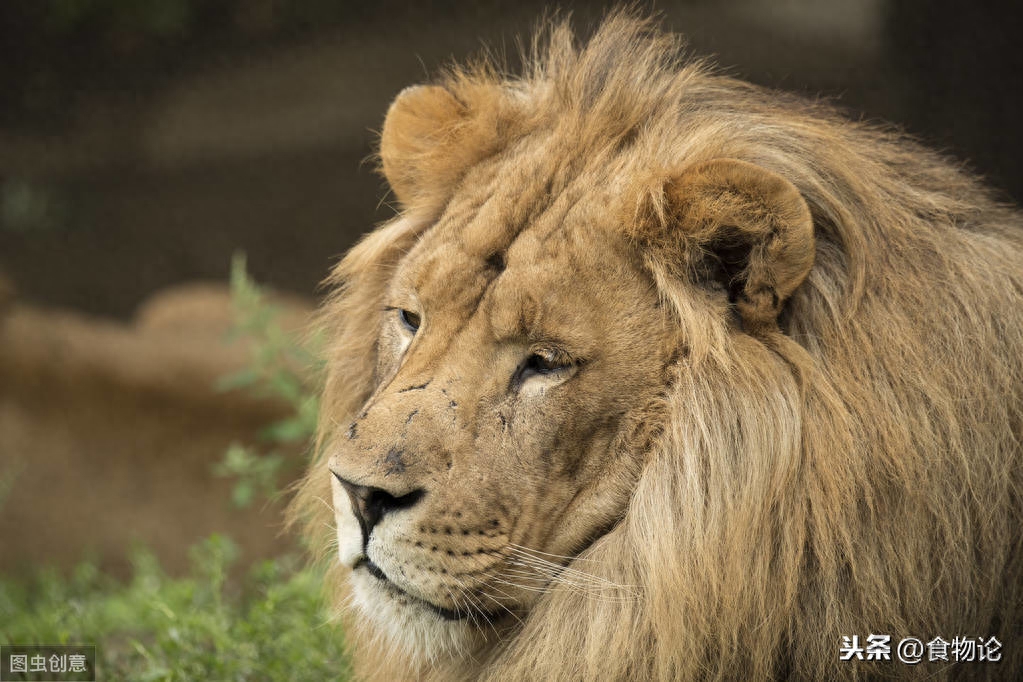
left=518, top=348, right=574, bottom=383
left=398, top=309, right=421, bottom=333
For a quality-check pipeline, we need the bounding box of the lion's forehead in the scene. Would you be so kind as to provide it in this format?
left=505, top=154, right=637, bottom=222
left=427, top=135, right=621, bottom=246
left=402, top=155, right=625, bottom=296
left=402, top=222, right=627, bottom=350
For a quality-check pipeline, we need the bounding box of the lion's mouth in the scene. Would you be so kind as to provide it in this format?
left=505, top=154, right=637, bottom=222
left=355, top=558, right=470, bottom=622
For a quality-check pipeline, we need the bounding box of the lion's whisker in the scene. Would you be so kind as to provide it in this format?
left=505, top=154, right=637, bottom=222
left=491, top=577, right=633, bottom=604
left=509, top=552, right=635, bottom=588
left=502, top=560, right=640, bottom=600
left=475, top=587, right=524, bottom=627
left=507, top=542, right=600, bottom=563
left=505, top=555, right=635, bottom=592
left=451, top=580, right=499, bottom=637
left=489, top=577, right=556, bottom=594
left=312, top=495, right=335, bottom=515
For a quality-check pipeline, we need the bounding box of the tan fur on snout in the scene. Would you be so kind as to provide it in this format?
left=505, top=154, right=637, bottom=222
left=290, top=12, right=1023, bottom=681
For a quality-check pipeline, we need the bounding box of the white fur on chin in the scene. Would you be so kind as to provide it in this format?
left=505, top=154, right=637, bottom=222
left=348, top=569, right=482, bottom=665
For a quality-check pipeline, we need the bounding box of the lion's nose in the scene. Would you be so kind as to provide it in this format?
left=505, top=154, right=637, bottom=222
left=333, top=472, right=424, bottom=545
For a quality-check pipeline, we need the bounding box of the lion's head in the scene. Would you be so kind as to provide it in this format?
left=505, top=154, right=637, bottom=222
left=292, top=14, right=1023, bottom=681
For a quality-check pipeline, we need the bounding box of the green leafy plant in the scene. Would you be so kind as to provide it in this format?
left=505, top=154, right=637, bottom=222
left=0, top=536, right=351, bottom=680
left=215, top=253, right=323, bottom=507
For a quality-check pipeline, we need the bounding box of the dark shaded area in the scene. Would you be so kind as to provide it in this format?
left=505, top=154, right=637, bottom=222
left=885, top=0, right=1023, bottom=204
left=3, top=150, right=367, bottom=316
left=0, top=1, right=1018, bottom=318
left=0, top=0, right=482, bottom=129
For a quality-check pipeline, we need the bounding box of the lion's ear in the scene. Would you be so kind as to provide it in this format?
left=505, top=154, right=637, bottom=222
left=379, top=83, right=508, bottom=211
left=642, top=158, right=815, bottom=333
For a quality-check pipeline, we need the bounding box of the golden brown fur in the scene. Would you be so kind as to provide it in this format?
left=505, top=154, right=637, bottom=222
left=291, top=13, right=1023, bottom=680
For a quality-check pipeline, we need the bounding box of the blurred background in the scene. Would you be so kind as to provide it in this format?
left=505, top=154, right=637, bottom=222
left=1, top=0, right=1019, bottom=578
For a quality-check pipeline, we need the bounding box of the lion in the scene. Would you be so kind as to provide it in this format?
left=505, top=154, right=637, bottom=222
left=290, top=13, right=1023, bottom=681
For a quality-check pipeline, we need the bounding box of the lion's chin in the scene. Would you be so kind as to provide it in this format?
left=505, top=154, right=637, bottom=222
left=349, top=567, right=483, bottom=663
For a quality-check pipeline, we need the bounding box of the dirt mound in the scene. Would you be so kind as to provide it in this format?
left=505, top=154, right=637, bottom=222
left=0, top=282, right=313, bottom=577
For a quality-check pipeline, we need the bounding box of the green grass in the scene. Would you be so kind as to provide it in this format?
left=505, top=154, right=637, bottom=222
left=0, top=536, right=351, bottom=681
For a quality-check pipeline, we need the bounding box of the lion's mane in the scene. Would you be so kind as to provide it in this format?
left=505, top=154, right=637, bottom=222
left=292, top=14, right=1023, bottom=680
